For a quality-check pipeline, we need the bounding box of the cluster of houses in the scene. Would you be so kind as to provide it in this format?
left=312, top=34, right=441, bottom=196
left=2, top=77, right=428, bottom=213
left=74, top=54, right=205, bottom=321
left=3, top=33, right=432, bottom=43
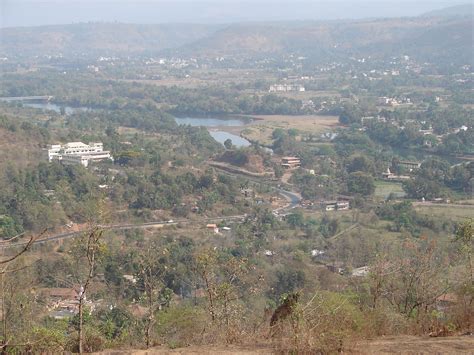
left=44, top=142, right=113, bottom=167
left=39, top=286, right=96, bottom=320
left=321, top=200, right=350, bottom=212
left=378, top=96, right=413, bottom=107
left=382, top=168, right=411, bottom=181
left=300, top=199, right=350, bottom=212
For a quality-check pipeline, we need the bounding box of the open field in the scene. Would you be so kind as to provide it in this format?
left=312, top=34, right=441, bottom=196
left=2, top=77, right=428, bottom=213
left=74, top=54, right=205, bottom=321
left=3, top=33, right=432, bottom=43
left=117, top=68, right=277, bottom=88
left=414, top=203, right=474, bottom=222
left=374, top=181, right=406, bottom=199
left=240, top=114, right=340, bottom=145
left=271, top=90, right=341, bottom=100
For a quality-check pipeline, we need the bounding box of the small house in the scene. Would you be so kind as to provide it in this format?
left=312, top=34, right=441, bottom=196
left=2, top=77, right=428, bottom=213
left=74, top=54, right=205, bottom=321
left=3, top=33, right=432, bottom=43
left=206, top=224, right=219, bottom=234
left=281, top=156, right=301, bottom=169
left=321, top=201, right=337, bottom=211
left=336, top=201, right=350, bottom=210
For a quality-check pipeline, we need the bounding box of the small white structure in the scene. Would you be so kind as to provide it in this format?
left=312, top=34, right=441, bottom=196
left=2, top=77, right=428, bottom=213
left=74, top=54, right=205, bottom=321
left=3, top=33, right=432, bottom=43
left=269, top=84, right=305, bottom=93
left=45, top=142, right=113, bottom=167
left=311, top=249, right=325, bottom=257
left=352, top=266, right=370, bottom=277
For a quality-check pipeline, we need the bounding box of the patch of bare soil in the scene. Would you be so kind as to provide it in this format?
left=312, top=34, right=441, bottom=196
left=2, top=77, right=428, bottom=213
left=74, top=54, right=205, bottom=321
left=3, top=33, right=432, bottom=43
left=245, top=154, right=265, bottom=173
left=100, top=335, right=474, bottom=354
left=100, top=344, right=273, bottom=355
left=351, top=335, right=474, bottom=354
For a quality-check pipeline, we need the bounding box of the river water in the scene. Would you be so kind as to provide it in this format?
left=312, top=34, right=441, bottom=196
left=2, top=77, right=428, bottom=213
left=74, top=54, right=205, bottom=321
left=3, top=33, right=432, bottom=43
left=173, top=116, right=252, bottom=148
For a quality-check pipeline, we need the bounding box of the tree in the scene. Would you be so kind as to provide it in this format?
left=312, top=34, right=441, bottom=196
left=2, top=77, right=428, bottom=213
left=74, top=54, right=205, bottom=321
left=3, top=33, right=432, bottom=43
left=0, top=230, right=44, bottom=353
left=0, top=215, right=23, bottom=240
left=76, top=228, right=104, bottom=354
left=347, top=172, right=375, bottom=196
left=403, top=177, right=444, bottom=200
left=338, top=106, right=361, bottom=125
left=286, top=212, right=305, bottom=228
left=272, top=128, right=286, bottom=140
left=269, top=268, right=306, bottom=301
left=380, top=240, right=450, bottom=320
left=223, top=138, right=233, bottom=150
left=194, top=249, right=254, bottom=342
left=346, top=155, right=374, bottom=174
left=134, top=243, right=172, bottom=348
left=454, top=219, right=473, bottom=322
left=274, top=165, right=284, bottom=179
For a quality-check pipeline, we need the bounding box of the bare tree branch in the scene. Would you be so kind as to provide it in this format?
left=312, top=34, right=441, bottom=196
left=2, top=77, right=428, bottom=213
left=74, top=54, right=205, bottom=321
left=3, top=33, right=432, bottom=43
left=0, top=230, right=46, bottom=265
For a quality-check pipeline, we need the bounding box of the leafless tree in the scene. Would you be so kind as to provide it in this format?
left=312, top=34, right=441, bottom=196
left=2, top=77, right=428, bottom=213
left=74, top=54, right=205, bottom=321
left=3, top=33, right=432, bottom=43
left=382, top=240, right=450, bottom=318
left=135, top=244, right=170, bottom=348
left=77, top=227, right=103, bottom=354
left=0, top=231, right=44, bottom=354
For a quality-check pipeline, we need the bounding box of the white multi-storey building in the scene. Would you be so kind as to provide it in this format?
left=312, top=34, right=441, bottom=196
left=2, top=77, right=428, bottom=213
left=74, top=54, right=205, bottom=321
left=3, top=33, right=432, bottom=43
left=44, top=142, right=113, bottom=167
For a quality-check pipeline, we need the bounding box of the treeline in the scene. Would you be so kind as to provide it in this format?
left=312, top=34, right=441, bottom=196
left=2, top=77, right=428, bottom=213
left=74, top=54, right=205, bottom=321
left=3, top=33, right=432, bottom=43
left=1, top=71, right=305, bottom=116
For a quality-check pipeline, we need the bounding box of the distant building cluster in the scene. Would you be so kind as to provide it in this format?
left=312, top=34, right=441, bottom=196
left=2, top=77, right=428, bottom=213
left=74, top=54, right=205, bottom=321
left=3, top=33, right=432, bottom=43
left=44, top=142, right=113, bottom=167
left=378, top=96, right=412, bottom=107
left=382, top=168, right=411, bottom=181
left=321, top=200, right=350, bottom=212
left=269, top=84, right=305, bottom=93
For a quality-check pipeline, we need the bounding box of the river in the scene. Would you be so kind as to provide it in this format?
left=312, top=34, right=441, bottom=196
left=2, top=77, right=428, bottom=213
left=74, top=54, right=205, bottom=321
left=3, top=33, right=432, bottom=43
left=173, top=116, right=253, bottom=148
left=3, top=100, right=255, bottom=149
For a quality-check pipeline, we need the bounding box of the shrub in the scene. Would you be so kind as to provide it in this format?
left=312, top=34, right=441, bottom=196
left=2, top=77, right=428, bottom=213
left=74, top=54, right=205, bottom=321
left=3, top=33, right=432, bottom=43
left=155, top=306, right=208, bottom=348
left=273, top=291, right=367, bottom=353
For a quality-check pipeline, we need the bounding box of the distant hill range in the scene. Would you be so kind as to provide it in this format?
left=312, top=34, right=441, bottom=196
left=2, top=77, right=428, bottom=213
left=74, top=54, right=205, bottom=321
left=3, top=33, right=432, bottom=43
left=0, top=8, right=472, bottom=65
left=176, top=17, right=472, bottom=61
left=0, top=23, right=221, bottom=58
left=421, top=4, right=473, bottom=18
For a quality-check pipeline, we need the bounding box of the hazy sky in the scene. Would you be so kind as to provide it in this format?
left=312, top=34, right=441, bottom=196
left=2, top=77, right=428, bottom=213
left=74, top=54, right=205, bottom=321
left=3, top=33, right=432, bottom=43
left=0, top=0, right=470, bottom=28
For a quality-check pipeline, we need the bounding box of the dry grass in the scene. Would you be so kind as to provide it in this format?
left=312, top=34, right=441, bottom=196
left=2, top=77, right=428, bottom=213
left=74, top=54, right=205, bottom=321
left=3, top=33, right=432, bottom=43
left=117, top=69, right=277, bottom=89
left=414, top=204, right=474, bottom=222
left=351, top=335, right=474, bottom=354
left=272, top=90, right=341, bottom=100
left=374, top=181, right=406, bottom=199
left=240, top=114, right=340, bottom=145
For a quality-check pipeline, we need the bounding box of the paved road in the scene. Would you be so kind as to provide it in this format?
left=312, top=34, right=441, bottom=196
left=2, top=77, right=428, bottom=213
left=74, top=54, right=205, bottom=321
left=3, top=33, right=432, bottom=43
left=2, top=171, right=302, bottom=248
